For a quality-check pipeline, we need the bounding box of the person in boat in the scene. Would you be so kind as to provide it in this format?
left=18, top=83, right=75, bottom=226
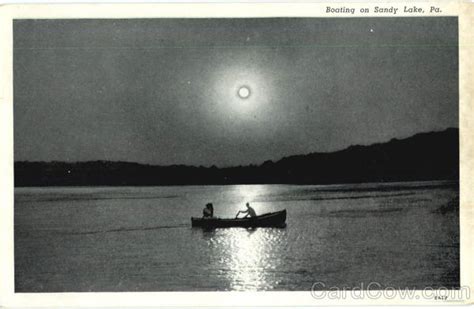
left=202, top=203, right=214, bottom=218
left=235, top=202, right=257, bottom=218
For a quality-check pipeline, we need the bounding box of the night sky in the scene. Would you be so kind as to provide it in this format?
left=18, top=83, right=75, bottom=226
left=14, top=18, right=458, bottom=166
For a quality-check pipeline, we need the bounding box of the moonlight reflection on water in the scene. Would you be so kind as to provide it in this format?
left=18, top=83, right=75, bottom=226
left=14, top=182, right=459, bottom=292
left=210, top=185, right=282, bottom=290
left=208, top=228, right=286, bottom=291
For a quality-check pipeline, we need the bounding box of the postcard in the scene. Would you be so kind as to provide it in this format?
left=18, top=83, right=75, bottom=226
left=0, top=1, right=472, bottom=307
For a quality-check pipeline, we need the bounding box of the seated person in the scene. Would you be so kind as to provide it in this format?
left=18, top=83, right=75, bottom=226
left=202, top=203, right=214, bottom=218
left=235, top=202, right=257, bottom=218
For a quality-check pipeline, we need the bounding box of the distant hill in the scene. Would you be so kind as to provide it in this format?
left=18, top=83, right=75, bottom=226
left=15, top=128, right=459, bottom=186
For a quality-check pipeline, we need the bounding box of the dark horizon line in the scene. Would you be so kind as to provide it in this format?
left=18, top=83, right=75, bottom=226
left=15, top=127, right=458, bottom=169
left=13, top=178, right=459, bottom=189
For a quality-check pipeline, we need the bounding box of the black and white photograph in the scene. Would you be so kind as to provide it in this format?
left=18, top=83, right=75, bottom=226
left=11, top=14, right=462, bottom=296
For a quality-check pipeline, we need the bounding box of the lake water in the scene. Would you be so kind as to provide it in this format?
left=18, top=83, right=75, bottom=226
left=14, top=181, right=459, bottom=292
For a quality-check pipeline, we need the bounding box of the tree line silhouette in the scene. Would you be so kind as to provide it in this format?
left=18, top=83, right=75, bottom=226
left=15, top=128, right=459, bottom=186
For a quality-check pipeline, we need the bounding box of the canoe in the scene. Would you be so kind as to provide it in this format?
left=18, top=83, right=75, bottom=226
left=191, top=209, right=286, bottom=228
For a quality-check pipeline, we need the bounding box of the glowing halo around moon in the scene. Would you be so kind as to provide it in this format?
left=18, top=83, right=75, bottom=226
left=210, top=65, right=274, bottom=119
left=238, top=86, right=251, bottom=99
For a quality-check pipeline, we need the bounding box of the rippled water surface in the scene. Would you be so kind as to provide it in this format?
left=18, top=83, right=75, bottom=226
left=15, top=181, right=459, bottom=291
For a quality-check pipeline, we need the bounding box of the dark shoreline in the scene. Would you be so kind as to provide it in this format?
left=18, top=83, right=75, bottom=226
left=15, top=128, right=458, bottom=187
left=14, top=179, right=459, bottom=190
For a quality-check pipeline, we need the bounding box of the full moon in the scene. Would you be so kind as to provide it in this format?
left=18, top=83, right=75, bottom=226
left=238, top=86, right=251, bottom=99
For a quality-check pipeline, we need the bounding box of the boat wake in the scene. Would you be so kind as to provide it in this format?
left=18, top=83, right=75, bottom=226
left=62, top=224, right=189, bottom=235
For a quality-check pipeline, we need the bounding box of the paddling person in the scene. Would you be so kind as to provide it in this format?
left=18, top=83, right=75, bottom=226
left=235, top=202, right=257, bottom=218
left=202, top=203, right=214, bottom=218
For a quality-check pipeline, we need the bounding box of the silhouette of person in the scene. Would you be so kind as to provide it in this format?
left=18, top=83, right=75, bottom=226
left=203, top=203, right=214, bottom=218
left=236, top=202, right=257, bottom=218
